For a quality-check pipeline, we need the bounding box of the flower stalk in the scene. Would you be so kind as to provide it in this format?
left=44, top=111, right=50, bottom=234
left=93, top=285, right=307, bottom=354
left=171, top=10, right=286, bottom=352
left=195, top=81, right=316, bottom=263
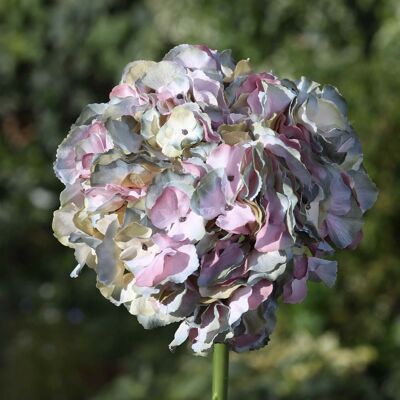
left=212, top=343, right=229, bottom=400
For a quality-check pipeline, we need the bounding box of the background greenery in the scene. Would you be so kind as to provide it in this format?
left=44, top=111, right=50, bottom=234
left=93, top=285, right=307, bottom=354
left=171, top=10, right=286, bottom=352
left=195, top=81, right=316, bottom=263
left=1, top=0, right=399, bottom=398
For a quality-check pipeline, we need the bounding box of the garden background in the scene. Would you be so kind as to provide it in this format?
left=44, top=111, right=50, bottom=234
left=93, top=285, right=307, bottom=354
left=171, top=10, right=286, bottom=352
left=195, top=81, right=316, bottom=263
left=1, top=1, right=399, bottom=399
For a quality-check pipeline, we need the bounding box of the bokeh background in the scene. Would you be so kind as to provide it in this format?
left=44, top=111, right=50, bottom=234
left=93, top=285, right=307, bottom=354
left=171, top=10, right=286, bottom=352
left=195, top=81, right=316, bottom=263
left=1, top=0, right=399, bottom=399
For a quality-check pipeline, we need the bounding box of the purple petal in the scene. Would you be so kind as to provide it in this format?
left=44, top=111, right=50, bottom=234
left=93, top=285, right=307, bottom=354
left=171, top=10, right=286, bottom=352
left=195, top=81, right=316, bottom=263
left=198, top=241, right=245, bottom=287
left=283, top=256, right=309, bottom=304
left=349, top=169, right=378, bottom=212
left=283, top=276, right=308, bottom=304
left=308, top=257, right=337, bottom=288
left=329, top=171, right=352, bottom=216
left=326, top=205, right=363, bottom=248
left=190, top=171, right=226, bottom=219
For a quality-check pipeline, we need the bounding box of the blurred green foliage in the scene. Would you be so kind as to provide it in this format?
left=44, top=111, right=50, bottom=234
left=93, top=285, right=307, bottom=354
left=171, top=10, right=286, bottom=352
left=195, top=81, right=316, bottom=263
left=1, top=0, right=399, bottom=399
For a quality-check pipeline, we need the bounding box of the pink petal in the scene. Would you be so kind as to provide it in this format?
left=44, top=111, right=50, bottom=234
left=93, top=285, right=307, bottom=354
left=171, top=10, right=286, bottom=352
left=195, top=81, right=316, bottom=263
left=135, top=244, right=199, bottom=287
left=255, top=190, right=292, bottom=252
left=181, top=159, right=207, bottom=179
left=149, top=187, right=190, bottom=229
left=247, top=89, right=262, bottom=114
left=216, top=202, right=256, bottom=234
left=189, top=70, right=221, bottom=107
left=85, top=184, right=143, bottom=212
left=236, top=73, right=278, bottom=97
left=228, top=280, right=273, bottom=324
left=110, top=84, right=140, bottom=99
left=207, top=144, right=246, bottom=200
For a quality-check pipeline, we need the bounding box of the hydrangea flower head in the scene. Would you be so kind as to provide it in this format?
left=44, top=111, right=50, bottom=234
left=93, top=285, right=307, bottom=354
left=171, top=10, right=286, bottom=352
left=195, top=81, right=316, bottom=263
left=53, top=44, right=377, bottom=355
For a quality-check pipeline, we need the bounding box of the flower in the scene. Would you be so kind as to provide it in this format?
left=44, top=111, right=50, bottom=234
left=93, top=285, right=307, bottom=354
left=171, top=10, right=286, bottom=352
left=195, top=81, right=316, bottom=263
left=53, top=44, right=377, bottom=355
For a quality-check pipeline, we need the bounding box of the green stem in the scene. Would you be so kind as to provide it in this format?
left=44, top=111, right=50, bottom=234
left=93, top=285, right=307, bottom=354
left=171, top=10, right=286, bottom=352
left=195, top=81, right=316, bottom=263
left=212, top=343, right=229, bottom=400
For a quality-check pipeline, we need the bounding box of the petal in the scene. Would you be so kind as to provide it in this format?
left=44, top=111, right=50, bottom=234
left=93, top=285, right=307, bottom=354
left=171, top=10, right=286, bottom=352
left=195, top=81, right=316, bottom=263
left=96, top=219, right=121, bottom=286
left=262, top=82, right=295, bottom=117
left=110, top=83, right=142, bottom=100
left=190, top=170, right=226, bottom=219
left=326, top=202, right=363, bottom=248
left=120, top=60, right=156, bottom=85
left=168, top=211, right=206, bottom=241
left=54, top=121, right=111, bottom=185
left=198, top=242, right=245, bottom=287
left=189, top=69, right=221, bottom=107
left=135, top=244, right=199, bottom=287
left=180, top=158, right=207, bottom=179
left=141, top=61, right=186, bottom=90
left=148, top=187, right=190, bottom=229
left=106, top=119, right=142, bottom=154
left=255, top=190, right=292, bottom=252
left=308, top=257, right=337, bottom=288
left=216, top=202, right=256, bottom=234
left=230, top=297, right=277, bottom=352
left=297, top=95, right=347, bottom=133
left=145, top=170, right=195, bottom=211
left=328, top=170, right=352, bottom=216
left=228, top=279, right=273, bottom=325
left=246, top=250, right=287, bottom=280
left=255, top=125, right=311, bottom=187
left=283, top=276, right=308, bottom=304
left=156, top=104, right=204, bottom=157
left=348, top=168, right=378, bottom=212
left=191, top=303, right=230, bottom=354
left=207, top=144, right=246, bottom=200
left=283, top=255, right=308, bottom=303
left=169, top=320, right=191, bottom=351
left=164, top=44, right=218, bottom=70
